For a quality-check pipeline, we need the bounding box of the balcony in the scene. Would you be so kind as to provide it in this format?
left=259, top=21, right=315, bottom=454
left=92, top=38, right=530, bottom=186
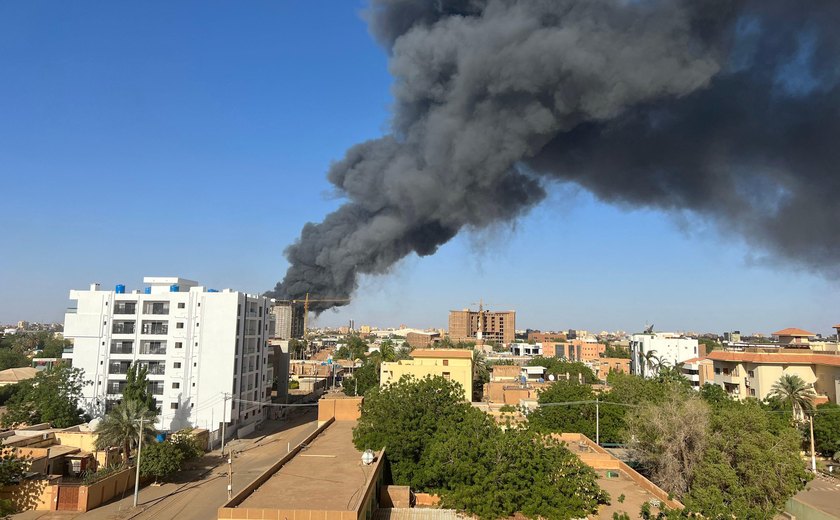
left=143, top=302, right=170, bottom=315
left=112, top=322, right=135, bottom=334
left=139, top=341, right=166, bottom=355
left=110, top=341, right=133, bottom=355
left=108, top=362, right=131, bottom=375
left=141, top=322, right=168, bottom=335
left=106, top=381, right=126, bottom=395
left=147, top=383, right=164, bottom=396
left=114, top=302, right=137, bottom=315
left=62, top=346, right=74, bottom=355
left=66, top=307, right=77, bottom=314
left=138, top=362, right=165, bottom=376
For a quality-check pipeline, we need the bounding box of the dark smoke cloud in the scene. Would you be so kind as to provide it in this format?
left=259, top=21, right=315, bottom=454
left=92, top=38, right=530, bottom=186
left=270, top=0, right=840, bottom=310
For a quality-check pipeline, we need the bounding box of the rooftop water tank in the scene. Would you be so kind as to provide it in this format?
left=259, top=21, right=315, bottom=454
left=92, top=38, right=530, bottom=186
left=115, top=284, right=125, bottom=294
left=169, top=284, right=179, bottom=293
left=144, top=287, right=151, bottom=294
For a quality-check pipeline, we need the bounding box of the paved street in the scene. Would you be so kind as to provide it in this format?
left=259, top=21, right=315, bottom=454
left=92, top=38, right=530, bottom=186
left=13, top=407, right=319, bottom=520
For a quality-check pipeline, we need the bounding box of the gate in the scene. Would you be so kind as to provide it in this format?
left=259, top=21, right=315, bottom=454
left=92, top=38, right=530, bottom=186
left=56, top=485, right=80, bottom=511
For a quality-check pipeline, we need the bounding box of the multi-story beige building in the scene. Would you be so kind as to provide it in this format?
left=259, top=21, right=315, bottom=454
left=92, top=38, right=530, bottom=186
left=707, top=350, right=840, bottom=403
left=448, top=309, right=515, bottom=345
left=380, top=349, right=473, bottom=400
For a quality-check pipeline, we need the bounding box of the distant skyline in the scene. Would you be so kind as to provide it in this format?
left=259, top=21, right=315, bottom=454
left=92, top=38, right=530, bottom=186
left=2, top=1, right=839, bottom=336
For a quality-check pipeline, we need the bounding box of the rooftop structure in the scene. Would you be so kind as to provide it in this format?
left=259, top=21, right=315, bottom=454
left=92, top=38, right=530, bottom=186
left=218, top=397, right=384, bottom=520
left=0, top=366, right=39, bottom=386
left=772, top=327, right=817, bottom=345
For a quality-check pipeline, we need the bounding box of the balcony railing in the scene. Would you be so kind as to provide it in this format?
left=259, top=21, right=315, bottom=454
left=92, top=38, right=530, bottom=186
left=139, top=363, right=165, bottom=376
left=106, top=384, right=126, bottom=395
left=110, top=343, right=133, bottom=354
left=112, top=323, right=135, bottom=334
left=108, top=363, right=131, bottom=375
left=113, top=303, right=136, bottom=315
left=63, top=346, right=74, bottom=355
left=147, top=384, right=164, bottom=396
left=139, top=343, right=166, bottom=355
left=143, top=303, right=170, bottom=315
left=141, top=323, right=168, bottom=335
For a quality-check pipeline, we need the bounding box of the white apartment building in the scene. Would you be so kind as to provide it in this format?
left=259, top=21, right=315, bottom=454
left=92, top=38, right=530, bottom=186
left=629, top=332, right=699, bottom=378
left=63, top=277, right=274, bottom=439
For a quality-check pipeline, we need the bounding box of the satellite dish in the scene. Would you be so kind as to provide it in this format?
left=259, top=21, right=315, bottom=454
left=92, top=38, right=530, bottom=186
left=548, top=374, right=556, bottom=381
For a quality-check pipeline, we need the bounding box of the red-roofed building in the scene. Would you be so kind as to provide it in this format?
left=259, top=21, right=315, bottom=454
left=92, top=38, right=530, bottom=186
left=772, top=328, right=816, bottom=346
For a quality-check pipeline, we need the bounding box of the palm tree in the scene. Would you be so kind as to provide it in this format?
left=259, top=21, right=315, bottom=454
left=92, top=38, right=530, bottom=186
left=769, top=374, right=816, bottom=422
left=643, top=350, right=660, bottom=376
left=95, top=399, right=158, bottom=463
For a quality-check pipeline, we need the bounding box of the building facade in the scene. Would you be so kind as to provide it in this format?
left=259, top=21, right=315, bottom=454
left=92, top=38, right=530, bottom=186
left=380, top=349, right=473, bottom=400
left=629, top=333, right=699, bottom=377
left=270, top=302, right=304, bottom=340
left=405, top=331, right=440, bottom=349
left=448, top=309, right=515, bottom=345
left=706, top=350, right=840, bottom=402
left=63, top=277, right=274, bottom=436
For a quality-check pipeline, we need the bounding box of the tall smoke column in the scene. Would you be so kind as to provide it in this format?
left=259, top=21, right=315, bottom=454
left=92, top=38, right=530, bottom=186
left=270, top=0, right=840, bottom=310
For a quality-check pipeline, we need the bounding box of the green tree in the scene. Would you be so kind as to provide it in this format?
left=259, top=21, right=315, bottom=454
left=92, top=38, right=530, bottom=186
left=684, top=400, right=810, bottom=518
left=378, top=340, right=396, bottom=362
left=353, top=375, right=469, bottom=487
left=139, top=441, right=185, bottom=482
left=769, top=374, right=816, bottom=421
left=342, top=361, right=380, bottom=397
left=94, top=399, right=158, bottom=463
left=123, top=363, right=156, bottom=413
left=527, top=356, right=596, bottom=383
left=0, top=446, right=28, bottom=515
left=528, top=381, right=598, bottom=439
left=813, top=403, right=840, bottom=458
left=699, top=383, right=731, bottom=407
left=424, top=408, right=606, bottom=519
left=1, top=365, right=90, bottom=428
left=472, top=351, right=489, bottom=402
left=602, top=344, right=631, bottom=359
left=0, top=350, right=29, bottom=371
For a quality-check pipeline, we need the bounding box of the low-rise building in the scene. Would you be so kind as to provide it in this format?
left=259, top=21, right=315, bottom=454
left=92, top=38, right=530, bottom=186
left=591, top=358, right=630, bottom=380
left=629, top=333, right=699, bottom=378
left=509, top=342, right=542, bottom=356
left=405, top=331, right=440, bottom=349
left=706, top=349, right=840, bottom=402
left=380, top=349, right=473, bottom=400
left=680, top=357, right=714, bottom=389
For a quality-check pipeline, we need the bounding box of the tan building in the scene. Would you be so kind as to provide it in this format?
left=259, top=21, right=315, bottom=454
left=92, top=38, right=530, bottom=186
left=555, top=340, right=606, bottom=362
left=527, top=331, right=566, bottom=343
left=680, top=357, right=714, bottom=389
left=405, top=331, right=440, bottom=349
left=706, top=350, right=840, bottom=403
left=592, top=358, right=630, bottom=380
left=449, top=309, right=515, bottom=344
left=773, top=327, right=817, bottom=346
left=380, top=349, right=473, bottom=400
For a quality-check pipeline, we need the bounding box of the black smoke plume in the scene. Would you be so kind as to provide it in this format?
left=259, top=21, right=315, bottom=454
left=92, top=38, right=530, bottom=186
left=270, top=0, right=840, bottom=310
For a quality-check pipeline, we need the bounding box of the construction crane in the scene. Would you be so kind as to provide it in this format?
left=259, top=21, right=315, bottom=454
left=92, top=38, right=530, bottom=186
left=278, top=293, right=350, bottom=338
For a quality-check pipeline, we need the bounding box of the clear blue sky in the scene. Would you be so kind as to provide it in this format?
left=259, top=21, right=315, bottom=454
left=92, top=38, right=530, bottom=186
left=1, top=1, right=837, bottom=335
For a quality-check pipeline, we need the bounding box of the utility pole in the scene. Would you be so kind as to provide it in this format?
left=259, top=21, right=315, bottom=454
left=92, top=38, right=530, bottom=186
left=133, top=416, right=144, bottom=507
left=595, top=397, right=600, bottom=446
left=221, top=393, right=230, bottom=456
left=809, top=413, right=817, bottom=473
left=227, top=447, right=233, bottom=499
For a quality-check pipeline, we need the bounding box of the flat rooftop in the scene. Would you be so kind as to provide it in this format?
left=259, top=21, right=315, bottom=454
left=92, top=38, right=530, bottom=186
left=237, top=421, right=373, bottom=511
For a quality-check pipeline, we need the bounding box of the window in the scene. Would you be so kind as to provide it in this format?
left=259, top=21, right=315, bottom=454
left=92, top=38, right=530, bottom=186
left=178, top=303, right=185, bottom=309
left=714, top=368, right=721, bottom=375
left=749, top=388, right=756, bottom=396
left=176, top=322, right=184, bottom=329
left=174, top=362, right=181, bottom=369
left=442, top=360, right=449, bottom=366
left=748, top=370, right=755, bottom=378
left=172, top=382, right=180, bottom=389
left=175, top=342, right=183, bottom=349
left=195, top=322, right=199, bottom=327
left=170, top=403, right=179, bottom=410
left=442, top=372, right=451, bottom=380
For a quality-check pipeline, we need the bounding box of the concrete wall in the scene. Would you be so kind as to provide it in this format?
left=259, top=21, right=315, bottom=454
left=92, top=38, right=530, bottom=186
left=380, top=355, right=472, bottom=400
left=79, top=467, right=136, bottom=511
left=0, top=477, right=58, bottom=512
left=785, top=497, right=838, bottom=520
left=318, top=397, right=363, bottom=423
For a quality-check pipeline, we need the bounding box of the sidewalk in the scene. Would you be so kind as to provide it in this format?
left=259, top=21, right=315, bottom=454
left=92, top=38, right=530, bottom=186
left=12, top=407, right=319, bottom=520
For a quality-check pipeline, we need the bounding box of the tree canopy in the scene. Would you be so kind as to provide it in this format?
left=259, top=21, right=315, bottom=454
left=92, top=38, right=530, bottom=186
left=342, top=361, right=380, bottom=397
left=527, top=356, right=596, bottom=383
left=1, top=365, right=89, bottom=428
left=813, top=403, right=840, bottom=458
left=123, top=363, right=157, bottom=413
left=353, top=375, right=606, bottom=519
